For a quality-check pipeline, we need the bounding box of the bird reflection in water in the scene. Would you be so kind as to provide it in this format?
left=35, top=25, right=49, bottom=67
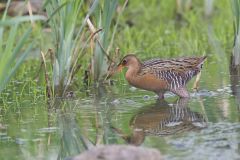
left=112, top=98, right=207, bottom=145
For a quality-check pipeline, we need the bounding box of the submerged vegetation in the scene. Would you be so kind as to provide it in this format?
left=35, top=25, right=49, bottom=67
left=0, top=0, right=240, bottom=160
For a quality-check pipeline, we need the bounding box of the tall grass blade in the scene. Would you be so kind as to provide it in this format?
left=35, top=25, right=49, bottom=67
left=46, top=0, right=98, bottom=96
left=231, top=0, right=240, bottom=66
left=92, top=0, right=118, bottom=82
left=3, top=44, right=33, bottom=88
left=107, top=0, right=128, bottom=53
left=0, top=25, right=33, bottom=92
left=0, top=2, right=44, bottom=92
left=0, top=15, right=46, bottom=26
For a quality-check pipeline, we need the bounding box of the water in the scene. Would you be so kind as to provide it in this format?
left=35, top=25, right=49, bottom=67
left=0, top=65, right=240, bottom=160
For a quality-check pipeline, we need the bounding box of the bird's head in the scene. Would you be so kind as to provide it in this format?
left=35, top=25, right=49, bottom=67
left=117, top=54, right=141, bottom=71
left=106, top=54, right=141, bottom=79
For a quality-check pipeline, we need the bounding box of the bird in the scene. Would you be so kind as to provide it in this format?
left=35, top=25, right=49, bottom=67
left=107, top=54, right=207, bottom=99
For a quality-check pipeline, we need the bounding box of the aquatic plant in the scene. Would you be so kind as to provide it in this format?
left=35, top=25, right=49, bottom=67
left=231, top=0, right=240, bottom=110
left=231, top=0, right=240, bottom=66
left=89, top=0, right=118, bottom=83
left=44, top=0, right=128, bottom=96
left=45, top=0, right=99, bottom=96
left=0, top=0, right=45, bottom=93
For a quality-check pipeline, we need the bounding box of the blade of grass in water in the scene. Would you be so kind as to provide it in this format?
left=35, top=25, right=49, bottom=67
left=0, top=24, right=33, bottom=92
left=231, top=0, right=240, bottom=65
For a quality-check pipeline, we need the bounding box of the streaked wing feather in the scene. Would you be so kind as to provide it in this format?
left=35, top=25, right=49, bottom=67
left=141, top=57, right=206, bottom=89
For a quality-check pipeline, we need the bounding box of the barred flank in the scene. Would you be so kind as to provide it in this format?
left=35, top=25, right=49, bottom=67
left=142, top=56, right=206, bottom=89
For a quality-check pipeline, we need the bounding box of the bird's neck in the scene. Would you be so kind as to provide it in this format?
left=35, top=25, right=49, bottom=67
left=125, top=64, right=141, bottom=81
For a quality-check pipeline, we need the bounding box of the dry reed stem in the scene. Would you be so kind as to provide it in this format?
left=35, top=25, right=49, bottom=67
left=48, top=134, right=51, bottom=145
left=34, top=59, right=44, bottom=81
left=40, top=51, right=53, bottom=98
left=192, top=71, right=201, bottom=91
left=110, top=126, right=130, bottom=142
left=176, top=0, right=183, bottom=14
left=27, top=1, right=35, bottom=27
left=87, top=18, right=113, bottom=63
left=114, top=47, right=120, bottom=63
left=70, top=64, right=81, bottom=80
left=62, top=27, right=103, bottom=94
left=34, top=49, right=54, bottom=81
left=106, top=47, right=120, bottom=78
left=197, top=96, right=209, bottom=123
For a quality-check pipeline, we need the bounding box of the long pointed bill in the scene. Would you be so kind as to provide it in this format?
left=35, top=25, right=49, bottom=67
left=106, top=64, right=123, bottom=80
left=117, top=64, right=123, bottom=72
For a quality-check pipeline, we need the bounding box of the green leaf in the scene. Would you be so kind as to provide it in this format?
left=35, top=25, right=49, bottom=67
left=0, top=15, right=46, bottom=26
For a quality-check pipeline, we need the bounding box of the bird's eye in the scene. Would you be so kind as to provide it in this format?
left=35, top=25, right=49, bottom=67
left=122, top=59, right=127, bottom=65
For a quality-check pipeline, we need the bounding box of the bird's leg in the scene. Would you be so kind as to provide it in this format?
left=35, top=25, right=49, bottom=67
left=171, top=87, right=190, bottom=98
left=192, top=71, right=201, bottom=91
left=157, top=92, right=165, bottom=99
